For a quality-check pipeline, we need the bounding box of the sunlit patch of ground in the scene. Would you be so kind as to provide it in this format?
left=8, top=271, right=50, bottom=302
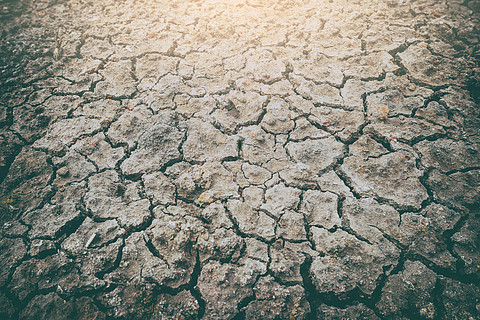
left=0, top=0, right=479, bottom=319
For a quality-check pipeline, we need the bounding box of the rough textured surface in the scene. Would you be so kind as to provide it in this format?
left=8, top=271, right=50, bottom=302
left=1, top=0, right=479, bottom=319
left=341, top=150, right=429, bottom=210
left=376, top=260, right=437, bottom=319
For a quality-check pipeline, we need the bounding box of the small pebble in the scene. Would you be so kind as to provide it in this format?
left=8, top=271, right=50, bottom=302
left=57, top=167, right=69, bottom=177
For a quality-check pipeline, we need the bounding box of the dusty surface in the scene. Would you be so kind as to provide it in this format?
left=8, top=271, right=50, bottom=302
left=1, top=0, right=480, bottom=319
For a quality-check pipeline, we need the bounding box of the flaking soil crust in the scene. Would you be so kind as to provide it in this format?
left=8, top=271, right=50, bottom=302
left=1, top=0, right=480, bottom=319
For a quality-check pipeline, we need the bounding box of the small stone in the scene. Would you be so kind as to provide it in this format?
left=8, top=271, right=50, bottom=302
left=56, top=166, right=69, bottom=177
left=53, top=150, right=96, bottom=187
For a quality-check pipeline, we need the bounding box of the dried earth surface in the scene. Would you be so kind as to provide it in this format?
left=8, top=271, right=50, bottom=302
left=1, top=0, right=480, bottom=319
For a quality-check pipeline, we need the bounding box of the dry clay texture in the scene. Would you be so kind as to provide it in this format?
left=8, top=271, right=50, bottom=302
left=1, top=0, right=480, bottom=319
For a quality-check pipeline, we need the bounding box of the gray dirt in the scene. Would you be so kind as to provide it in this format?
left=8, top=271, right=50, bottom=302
left=0, top=0, right=479, bottom=319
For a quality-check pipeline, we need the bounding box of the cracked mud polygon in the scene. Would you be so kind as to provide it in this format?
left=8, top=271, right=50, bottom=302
left=1, top=0, right=480, bottom=319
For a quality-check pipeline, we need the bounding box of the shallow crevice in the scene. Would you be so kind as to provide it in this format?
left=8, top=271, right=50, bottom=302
left=432, top=277, right=446, bottom=320
left=95, top=237, right=125, bottom=280
left=188, top=251, right=206, bottom=319
left=299, top=254, right=319, bottom=319
left=406, top=252, right=479, bottom=286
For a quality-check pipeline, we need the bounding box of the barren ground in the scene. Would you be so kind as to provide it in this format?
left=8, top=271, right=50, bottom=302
left=1, top=0, right=479, bottom=319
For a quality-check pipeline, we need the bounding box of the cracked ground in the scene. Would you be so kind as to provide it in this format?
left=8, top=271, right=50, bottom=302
left=1, top=0, right=480, bottom=319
